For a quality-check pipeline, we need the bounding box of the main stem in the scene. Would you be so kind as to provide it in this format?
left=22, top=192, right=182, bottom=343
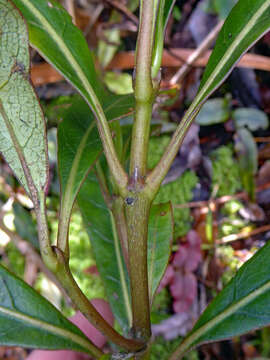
left=125, top=193, right=152, bottom=339
left=130, top=0, right=155, bottom=180
left=127, top=0, right=157, bottom=342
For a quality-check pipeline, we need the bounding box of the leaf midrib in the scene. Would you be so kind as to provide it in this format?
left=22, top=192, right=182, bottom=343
left=0, top=305, right=92, bottom=352
left=196, top=0, right=270, bottom=105
left=22, top=0, right=100, bottom=113
left=179, top=278, right=270, bottom=355
left=110, top=211, right=132, bottom=327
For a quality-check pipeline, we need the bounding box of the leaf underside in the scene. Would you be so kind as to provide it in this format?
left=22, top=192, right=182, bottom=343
left=0, top=0, right=48, bottom=198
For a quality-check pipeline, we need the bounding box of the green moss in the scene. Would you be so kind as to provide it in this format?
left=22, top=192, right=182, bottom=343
left=148, top=136, right=171, bottom=169
left=211, top=145, right=242, bottom=197
left=217, top=245, right=239, bottom=285
left=68, top=212, right=106, bottom=300
left=148, top=136, right=198, bottom=238
left=150, top=336, right=199, bottom=360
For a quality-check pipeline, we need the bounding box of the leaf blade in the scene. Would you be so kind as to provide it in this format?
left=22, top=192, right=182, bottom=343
left=12, top=0, right=102, bottom=112
left=148, top=202, right=173, bottom=302
left=77, top=172, right=132, bottom=332
left=0, top=0, right=48, bottom=200
left=0, top=264, right=99, bottom=355
left=197, top=0, right=270, bottom=106
left=57, top=94, right=134, bottom=251
left=170, top=240, right=270, bottom=359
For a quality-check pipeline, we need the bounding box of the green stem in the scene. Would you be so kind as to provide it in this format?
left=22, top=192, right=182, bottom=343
left=125, top=192, right=152, bottom=340
left=95, top=161, right=113, bottom=207
left=130, top=0, right=156, bottom=180
left=126, top=0, right=158, bottom=342
left=53, top=247, right=144, bottom=352
left=94, top=101, right=128, bottom=196
left=129, top=102, right=153, bottom=180
left=35, top=192, right=58, bottom=271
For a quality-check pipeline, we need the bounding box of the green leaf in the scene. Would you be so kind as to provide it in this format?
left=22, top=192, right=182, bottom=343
left=77, top=172, right=132, bottom=333
left=181, top=0, right=270, bottom=136
left=13, top=203, right=39, bottom=250
left=0, top=264, right=97, bottom=354
left=170, top=240, right=270, bottom=359
left=148, top=202, right=173, bottom=303
left=0, top=0, right=48, bottom=200
left=57, top=94, right=134, bottom=251
left=151, top=0, right=176, bottom=77
left=104, top=72, right=133, bottom=95
left=195, top=98, right=230, bottom=126
left=233, top=108, right=269, bottom=131
left=198, top=0, right=270, bottom=102
left=12, top=0, right=102, bottom=111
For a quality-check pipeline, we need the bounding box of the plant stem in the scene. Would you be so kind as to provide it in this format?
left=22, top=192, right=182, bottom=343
left=95, top=161, right=113, bottom=207
left=94, top=101, right=128, bottom=196
left=53, top=247, right=144, bottom=352
left=125, top=192, right=152, bottom=339
left=126, top=0, right=158, bottom=342
left=130, top=0, right=156, bottom=179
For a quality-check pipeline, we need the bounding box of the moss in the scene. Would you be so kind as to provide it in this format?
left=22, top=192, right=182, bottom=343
left=148, top=136, right=198, bottom=238
left=150, top=336, right=199, bottom=360
left=210, top=145, right=242, bottom=197
left=68, top=211, right=106, bottom=300
left=148, top=136, right=171, bottom=169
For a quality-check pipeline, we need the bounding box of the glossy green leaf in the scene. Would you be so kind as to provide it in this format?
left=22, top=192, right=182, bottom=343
left=104, top=72, right=133, bottom=95
left=170, top=240, right=270, bottom=359
left=233, top=108, right=269, bottom=131
left=12, top=0, right=102, bottom=111
left=57, top=94, right=134, bottom=251
left=151, top=0, right=176, bottom=77
left=77, top=172, right=132, bottom=333
left=198, top=0, right=270, bottom=102
left=148, top=202, right=173, bottom=303
left=0, top=264, right=98, bottom=354
left=0, top=0, right=48, bottom=200
left=179, top=0, right=270, bottom=138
